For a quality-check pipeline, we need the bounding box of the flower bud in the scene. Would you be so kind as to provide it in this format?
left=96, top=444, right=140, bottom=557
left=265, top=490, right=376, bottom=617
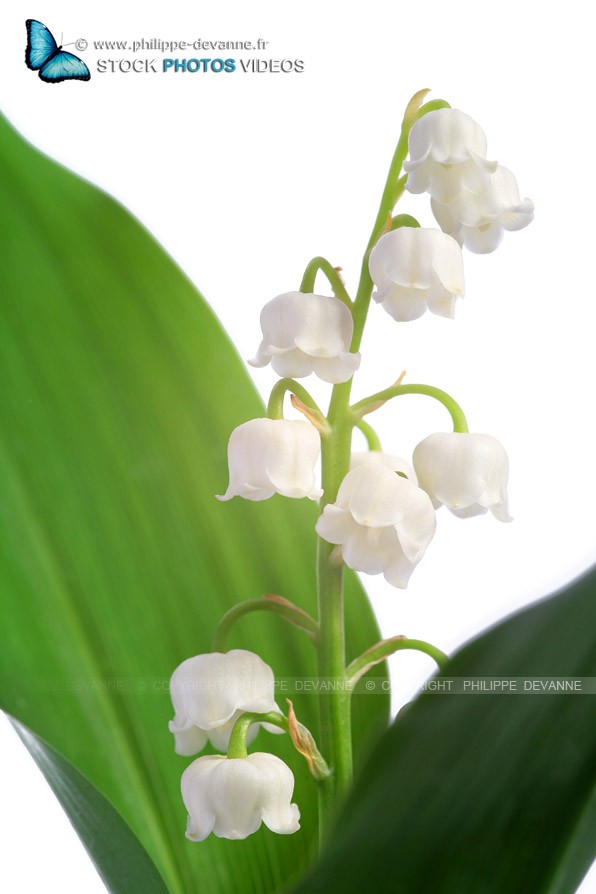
left=315, top=463, right=436, bottom=588
left=369, top=227, right=464, bottom=322
left=249, top=291, right=360, bottom=384
left=216, top=418, right=322, bottom=502
left=286, top=699, right=330, bottom=782
left=404, top=108, right=497, bottom=203
left=182, top=752, right=301, bottom=841
left=169, top=650, right=282, bottom=755
left=413, top=432, right=511, bottom=521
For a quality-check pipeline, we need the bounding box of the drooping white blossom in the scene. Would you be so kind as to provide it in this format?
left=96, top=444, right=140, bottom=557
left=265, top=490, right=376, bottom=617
left=216, top=418, right=322, bottom=502
left=404, top=108, right=497, bottom=203
left=169, top=650, right=282, bottom=756
left=369, top=227, right=464, bottom=322
left=351, top=451, right=418, bottom=485
left=182, top=752, right=300, bottom=841
left=431, top=165, right=534, bottom=254
left=249, top=291, right=360, bottom=384
left=413, top=432, right=512, bottom=521
left=315, top=463, right=436, bottom=588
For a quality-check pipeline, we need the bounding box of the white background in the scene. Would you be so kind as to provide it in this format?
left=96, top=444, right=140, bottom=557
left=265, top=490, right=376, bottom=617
left=2, top=0, right=596, bottom=891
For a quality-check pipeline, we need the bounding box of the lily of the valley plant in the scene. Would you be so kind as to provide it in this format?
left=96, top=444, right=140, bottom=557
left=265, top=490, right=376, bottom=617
left=169, top=90, right=533, bottom=843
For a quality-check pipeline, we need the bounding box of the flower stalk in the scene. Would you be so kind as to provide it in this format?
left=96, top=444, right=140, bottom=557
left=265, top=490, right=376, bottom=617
left=227, top=711, right=288, bottom=760
left=351, top=383, right=469, bottom=433
left=300, top=256, right=352, bottom=307
left=227, top=706, right=330, bottom=783
left=312, top=89, right=441, bottom=831
left=267, top=377, right=325, bottom=421
left=355, top=418, right=382, bottom=451
left=212, top=595, right=319, bottom=652
left=315, top=407, right=355, bottom=830
left=346, top=636, right=449, bottom=688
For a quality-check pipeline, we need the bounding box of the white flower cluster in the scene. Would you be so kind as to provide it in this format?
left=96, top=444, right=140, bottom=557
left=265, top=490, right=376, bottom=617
left=215, top=102, right=524, bottom=589
left=169, top=649, right=300, bottom=841
left=405, top=108, right=534, bottom=254
left=218, top=420, right=510, bottom=590
left=316, top=439, right=510, bottom=588
left=173, top=98, right=528, bottom=846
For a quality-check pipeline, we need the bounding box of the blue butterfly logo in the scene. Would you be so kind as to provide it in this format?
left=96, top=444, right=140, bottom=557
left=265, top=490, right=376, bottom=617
left=25, top=19, right=91, bottom=83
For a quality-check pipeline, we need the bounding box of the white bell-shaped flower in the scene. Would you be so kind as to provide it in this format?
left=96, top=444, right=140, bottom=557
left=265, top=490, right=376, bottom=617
left=216, top=418, right=322, bottom=502
left=431, top=165, right=534, bottom=254
left=169, top=650, right=282, bottom=756
left=350, top=451, right=418, bottom=485
left=413, top=432, right=512, bottom=521
left=404, top=108, right=497, bottom=203
left=315, top=463, right=436, bottom=588
left=249, top=291, right=360, bottom=384
left=182, top=752, right=300, bottom=841
left=369, top=227, right=464, bottom=322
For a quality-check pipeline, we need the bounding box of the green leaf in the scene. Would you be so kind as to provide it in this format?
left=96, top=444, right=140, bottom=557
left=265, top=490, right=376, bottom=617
left=0, top=113, right=389, bottom=894
left=292, top=567, right=596, bottom=894
left=12, top=721, right=170, bottom=894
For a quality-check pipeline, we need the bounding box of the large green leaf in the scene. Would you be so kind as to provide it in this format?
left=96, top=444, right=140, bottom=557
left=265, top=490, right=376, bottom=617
left=0, top=113, right=388, bottom=893
left=292, top=567, right=596, bottom=894
left=13, top=721, right=170, bottom=894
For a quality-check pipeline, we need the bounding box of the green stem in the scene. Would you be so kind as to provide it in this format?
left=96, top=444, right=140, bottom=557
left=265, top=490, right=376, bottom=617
left=227, top=711, right=288, bottom=759
left=390, top=213, right=421, bottom=231
left=346, top=636, right=449, bottom=687
left=355, top=419, right=382, bottom=452
left=300, top=256, right=352, bottom=307
left=314, top=89, right=432, bottom=837
left=212, top=596, right=319, bottom=652
left=227, top=708, right=330, bottom=785
left=267, top=378, right=325, bottom=420
left=316, top=408, right=353, bottom=833
left=351, top=383, right=469, bottom=433
left=416, top=98, right=451, bottom=118
left=348, top=89, right=433, bottom=352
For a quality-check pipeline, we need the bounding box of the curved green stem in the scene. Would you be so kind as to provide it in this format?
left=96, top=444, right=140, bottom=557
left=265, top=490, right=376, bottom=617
left=417, top=98, right=451, bottom=118
left=351, top=383, right=469, bottom=433
left=227, top=708, right=330, bottom=785
left=346, top=636, right=449, bottom=688
left=227, top=711, right=288, bottom=759
left=267, top=378, right=325, bottom=420
left=355, top=419, right=382, bottom=452
left=300, top=256, right=352, bottom=307
left=212, top=595, right=319, bottom=652
left=390, top=213, right=420, bottom=231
